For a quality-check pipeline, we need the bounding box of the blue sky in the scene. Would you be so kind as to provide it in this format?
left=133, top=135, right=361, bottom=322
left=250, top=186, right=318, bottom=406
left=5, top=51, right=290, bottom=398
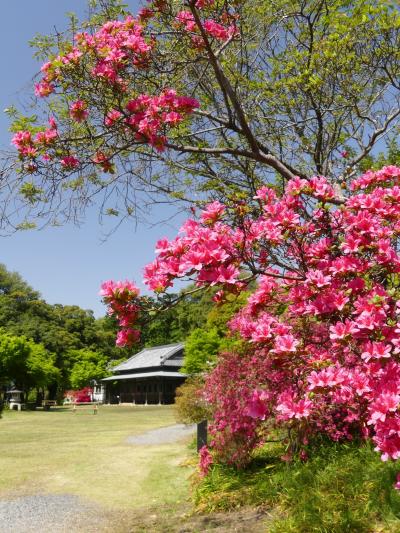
left=0, top=1, right=187, bottom=317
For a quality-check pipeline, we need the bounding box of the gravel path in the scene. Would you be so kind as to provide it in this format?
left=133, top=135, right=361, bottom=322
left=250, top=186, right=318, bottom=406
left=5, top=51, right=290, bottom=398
left=0, top=424, right=196, bottom=532
left=0, top=494, right=107, bottom=533
left=126, top=423, right=196, bottom=445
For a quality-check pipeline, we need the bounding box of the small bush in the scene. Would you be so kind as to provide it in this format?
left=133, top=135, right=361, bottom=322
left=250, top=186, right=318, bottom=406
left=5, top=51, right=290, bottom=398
left=64, top=387, right=92, bottom=403
left=174, top=376, right=211, bottom=424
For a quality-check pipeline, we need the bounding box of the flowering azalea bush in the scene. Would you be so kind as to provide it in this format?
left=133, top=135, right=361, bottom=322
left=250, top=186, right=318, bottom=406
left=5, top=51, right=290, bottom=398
left=4, top=0, right=400, bottom=246
left=103, top=165, right=400, bottom=482
left=64, top=387, right=92, bottom=403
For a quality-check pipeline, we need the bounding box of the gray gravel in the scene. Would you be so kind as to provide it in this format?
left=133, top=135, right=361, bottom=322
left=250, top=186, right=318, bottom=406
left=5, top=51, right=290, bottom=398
left=126, top=423, right=196, bottom=445
left=0, top=494, right=107, bottom=533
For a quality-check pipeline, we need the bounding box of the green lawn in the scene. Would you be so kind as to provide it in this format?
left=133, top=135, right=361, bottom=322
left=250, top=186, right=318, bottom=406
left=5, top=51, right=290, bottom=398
left=0, top=406, right=194, bottom=511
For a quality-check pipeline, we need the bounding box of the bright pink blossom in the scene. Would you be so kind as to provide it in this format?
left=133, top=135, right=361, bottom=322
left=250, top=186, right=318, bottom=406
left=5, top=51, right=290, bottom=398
left=116, top=328, right=140, bottom=347
left=276, top=393, right=313, bottom=420
left=199, top=446, right=213, bottom=477
left=272, top=334, right=299, bottom=354
left=60, top=156, right=80, bottom=170
left=34, top=81, right=54, bottom=97
left=69, top=100, right=89, bottom=122
left=247, top=389, right=270, bottom=420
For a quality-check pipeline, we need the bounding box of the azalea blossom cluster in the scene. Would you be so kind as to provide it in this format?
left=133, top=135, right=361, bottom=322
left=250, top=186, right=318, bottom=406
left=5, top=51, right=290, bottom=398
left=175, top=10, right=237, bottom=47
left=99, top=280, right=141, bottom=347
left=142, top=200, right=239, bottom=292
left=11, top=117, right=58, bottom=172
left=11, top=2, right=242, bottom=173
left=12, top=13, right=200, bottom=170
left=105, top=165, right=400, bottom=482
left=142, top=0, right=237, bottom=48
left=107, top=89, right=199, bottom=151
left=35, top=15, right=153, bottom=97
left=199, top=445, right=214, bottom=477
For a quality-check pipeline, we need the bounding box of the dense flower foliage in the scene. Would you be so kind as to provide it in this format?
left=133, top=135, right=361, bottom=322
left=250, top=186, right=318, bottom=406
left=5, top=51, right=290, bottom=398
left=11, top=2, right=238, bottom=173
left=103, top=166, right=400, bottom=481
left=12, top=17, right=199, bottom=171
left=175, top=9, right=237, bottom=46
left=199, top=445, right=214, bottom=476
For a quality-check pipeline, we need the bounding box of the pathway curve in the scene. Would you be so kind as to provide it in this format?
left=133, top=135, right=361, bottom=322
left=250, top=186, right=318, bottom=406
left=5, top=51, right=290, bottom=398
left=126, top=423, right=196, bottom=445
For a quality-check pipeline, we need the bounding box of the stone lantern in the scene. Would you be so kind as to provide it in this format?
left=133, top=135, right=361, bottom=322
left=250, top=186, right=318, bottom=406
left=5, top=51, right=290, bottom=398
left=8, top=389, right=25, bottom=411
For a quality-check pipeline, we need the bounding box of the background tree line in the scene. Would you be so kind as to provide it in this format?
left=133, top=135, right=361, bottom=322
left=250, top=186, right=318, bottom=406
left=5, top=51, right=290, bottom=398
left=0, top=262, right=242, bottom=402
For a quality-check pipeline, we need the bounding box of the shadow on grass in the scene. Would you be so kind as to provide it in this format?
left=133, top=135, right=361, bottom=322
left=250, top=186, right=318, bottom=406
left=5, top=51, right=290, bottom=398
left=26, top=407, right=73, bottom=413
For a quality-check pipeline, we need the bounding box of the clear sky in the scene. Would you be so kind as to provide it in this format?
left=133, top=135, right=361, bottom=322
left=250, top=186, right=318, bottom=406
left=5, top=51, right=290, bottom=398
left=0, top=1, right=187, bottom=317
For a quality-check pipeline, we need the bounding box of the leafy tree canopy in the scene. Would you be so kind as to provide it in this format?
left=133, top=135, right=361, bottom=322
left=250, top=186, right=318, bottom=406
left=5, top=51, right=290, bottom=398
left=68, top=348, right=109, bottom=389
left=1, top=0, right=399, bottom=230
left=182, top=291, right=248, bottom=374
left=0, top=330, right=59, bottom=391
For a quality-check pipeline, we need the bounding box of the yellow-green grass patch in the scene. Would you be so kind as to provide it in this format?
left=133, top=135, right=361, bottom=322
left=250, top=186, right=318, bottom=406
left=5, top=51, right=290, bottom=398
left=0, top=405, right=194, bottom=510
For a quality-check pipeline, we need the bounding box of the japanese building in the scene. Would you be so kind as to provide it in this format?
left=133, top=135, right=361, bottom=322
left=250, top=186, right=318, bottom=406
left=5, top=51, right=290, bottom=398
left=101, top=343, right=186, bottom=404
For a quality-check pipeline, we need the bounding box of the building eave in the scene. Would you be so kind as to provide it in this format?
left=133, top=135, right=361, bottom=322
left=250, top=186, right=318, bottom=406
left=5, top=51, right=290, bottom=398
left=102, top=371, right=187, bottom=381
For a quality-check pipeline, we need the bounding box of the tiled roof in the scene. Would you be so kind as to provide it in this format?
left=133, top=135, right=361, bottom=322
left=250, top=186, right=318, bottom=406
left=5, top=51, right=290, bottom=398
left=111, top=342, right=184, bottom=372
left=102, top=370, right=187, bottom=381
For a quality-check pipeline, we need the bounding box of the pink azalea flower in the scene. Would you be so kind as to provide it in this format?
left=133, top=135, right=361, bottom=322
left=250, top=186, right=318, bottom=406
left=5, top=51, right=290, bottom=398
left=69, top=100, right=89, bottom=122
left=176, top=11, right=196, bottom=32
left=247, top=390, right=270, bottom=420
left=34, top=81, right=54, bottom=98
left=368, top=393, right=400, bottom=425
left=203, top=20, right=232, bottom=41
left=361, top=341, right=391, bottom=362
left=116, top=328, right=140, bottom=347
left=199, top=446, right=213, bottom=477
left=308, top=367, right=342, bottom=390
left=60, top=156, right=80, bottom=170
left=200, top=201, right=225, bottom=224
left=105, top=109, right=122, bottom=127
left=305, top=269, right=332, bottom=288
left=272, top=334, right=299, bottom=354
left=276, top=393, right=313, bottom=420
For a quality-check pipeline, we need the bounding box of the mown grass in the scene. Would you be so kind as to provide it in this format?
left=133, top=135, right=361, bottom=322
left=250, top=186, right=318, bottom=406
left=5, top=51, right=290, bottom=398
left=195, top=441, right=400, bottom=532
left=4, top=406, right=400, bottom=532
left=0, top=405, right=194, bottom=510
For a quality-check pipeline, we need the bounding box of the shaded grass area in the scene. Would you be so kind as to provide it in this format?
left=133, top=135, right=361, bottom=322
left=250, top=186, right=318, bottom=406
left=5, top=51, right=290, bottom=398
left=195, top=441, right=400, bottom=532
left=0, top=406, right=193, bottom=510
